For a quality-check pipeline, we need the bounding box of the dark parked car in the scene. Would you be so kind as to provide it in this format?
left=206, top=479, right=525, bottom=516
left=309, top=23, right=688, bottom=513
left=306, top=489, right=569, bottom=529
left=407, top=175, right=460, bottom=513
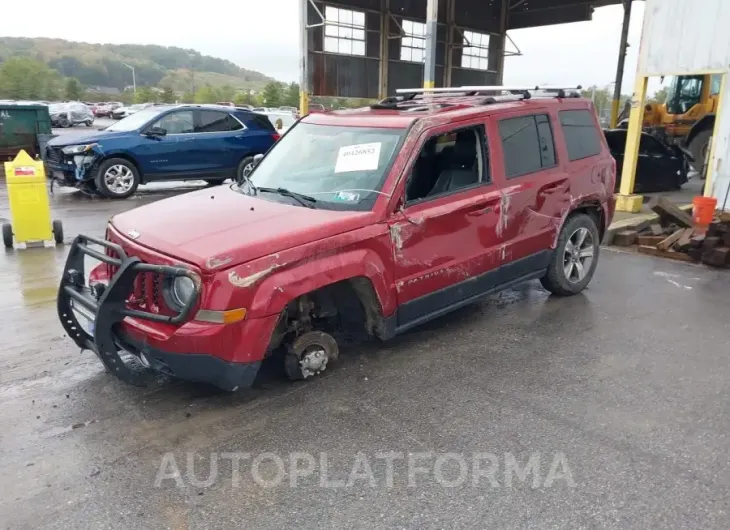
left=603, top=129, right=689, bottom=193
left=45, top=104, right=280, bottom=198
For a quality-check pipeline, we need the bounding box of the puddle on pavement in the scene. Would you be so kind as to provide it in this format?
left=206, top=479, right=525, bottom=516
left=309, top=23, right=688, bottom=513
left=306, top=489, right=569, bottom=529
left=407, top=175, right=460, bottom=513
left=0, top=246, right=67, bottom=311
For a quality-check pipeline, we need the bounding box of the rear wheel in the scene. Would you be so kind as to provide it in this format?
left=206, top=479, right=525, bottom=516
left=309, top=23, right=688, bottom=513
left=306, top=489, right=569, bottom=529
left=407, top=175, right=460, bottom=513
left=541, top=213, right=600, bottom=296
left=688, top=129, right=711, bottom=173
left=2, top=223, right=13, bottom=249
left=52, top=220, right=64, bottom=245
left=205, top=179, right=226, bottom=186
left=95, top=158, right=140, bottom=199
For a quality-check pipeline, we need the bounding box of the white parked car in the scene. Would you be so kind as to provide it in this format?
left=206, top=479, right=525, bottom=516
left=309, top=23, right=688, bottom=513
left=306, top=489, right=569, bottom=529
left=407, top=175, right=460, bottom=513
left=112, top=103, right=151, bottom=119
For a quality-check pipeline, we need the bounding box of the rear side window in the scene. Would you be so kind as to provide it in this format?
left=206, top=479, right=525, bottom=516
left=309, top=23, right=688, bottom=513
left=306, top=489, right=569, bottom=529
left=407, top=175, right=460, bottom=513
left=247, top=114, right=277, bottom=132
left=499, top=114, right=556, bottom=178
left=196, top=110, right=231, bottom=133
left=559, top=110, right=601, bottom=161
left=227, top=115, right=244, bottom=131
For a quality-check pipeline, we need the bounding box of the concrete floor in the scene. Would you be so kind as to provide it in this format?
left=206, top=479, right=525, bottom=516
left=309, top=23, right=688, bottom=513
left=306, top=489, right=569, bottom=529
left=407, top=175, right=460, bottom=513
left=1, top=156, right=729, bottom=528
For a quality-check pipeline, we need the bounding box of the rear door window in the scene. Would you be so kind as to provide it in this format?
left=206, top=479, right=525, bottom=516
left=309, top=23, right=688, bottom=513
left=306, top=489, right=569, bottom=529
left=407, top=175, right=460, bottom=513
left=559, top=110, right=602, bottom=161
left=499, top=114, right=556, bottom=178
left=196, top=110, right=232, bottom=133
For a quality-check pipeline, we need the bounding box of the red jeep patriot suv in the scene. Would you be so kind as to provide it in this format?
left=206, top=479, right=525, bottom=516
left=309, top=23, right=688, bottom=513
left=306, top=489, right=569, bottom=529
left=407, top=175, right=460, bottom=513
left=58, top=85, right=616, bottom=391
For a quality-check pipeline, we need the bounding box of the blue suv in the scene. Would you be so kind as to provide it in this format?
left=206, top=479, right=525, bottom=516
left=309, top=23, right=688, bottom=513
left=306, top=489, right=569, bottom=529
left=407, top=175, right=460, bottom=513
left=45, top=105, right=280, bottom=198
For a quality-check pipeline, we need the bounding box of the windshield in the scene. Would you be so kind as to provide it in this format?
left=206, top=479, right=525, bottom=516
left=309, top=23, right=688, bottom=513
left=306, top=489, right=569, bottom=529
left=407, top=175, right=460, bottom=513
left=246, top=123, right=406, bottom=211
left=105, top=107, right=168, bottom=132
left=666, top=76, right=703, bottom=115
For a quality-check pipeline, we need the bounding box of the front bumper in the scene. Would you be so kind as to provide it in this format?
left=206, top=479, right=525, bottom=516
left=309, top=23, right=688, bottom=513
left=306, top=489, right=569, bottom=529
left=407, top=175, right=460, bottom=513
left=57, top=234, right=261, bottom=391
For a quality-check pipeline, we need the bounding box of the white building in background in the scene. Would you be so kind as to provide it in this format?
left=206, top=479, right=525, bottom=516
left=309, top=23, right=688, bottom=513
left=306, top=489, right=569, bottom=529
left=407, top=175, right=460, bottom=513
left=636, top=0, right=730, bottom=209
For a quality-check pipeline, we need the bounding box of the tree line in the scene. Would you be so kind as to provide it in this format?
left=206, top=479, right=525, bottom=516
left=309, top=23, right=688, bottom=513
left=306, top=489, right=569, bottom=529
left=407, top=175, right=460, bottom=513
left=0, top=56, right=375, bottom=110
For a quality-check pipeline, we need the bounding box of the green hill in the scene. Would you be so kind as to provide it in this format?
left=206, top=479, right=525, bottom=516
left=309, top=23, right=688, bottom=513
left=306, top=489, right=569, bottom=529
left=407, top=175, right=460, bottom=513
left=0, top=37, right=274, bottom=91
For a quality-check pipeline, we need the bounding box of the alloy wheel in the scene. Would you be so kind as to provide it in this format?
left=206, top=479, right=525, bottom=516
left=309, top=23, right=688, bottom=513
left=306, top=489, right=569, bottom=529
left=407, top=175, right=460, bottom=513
left=104, top=165, right=135, bottom=195
left=563, top=227, right=594, bottom=283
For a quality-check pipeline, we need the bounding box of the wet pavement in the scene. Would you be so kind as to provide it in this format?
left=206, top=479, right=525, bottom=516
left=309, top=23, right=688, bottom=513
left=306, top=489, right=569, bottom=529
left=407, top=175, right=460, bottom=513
left=1, top=176, right=730, bottom=529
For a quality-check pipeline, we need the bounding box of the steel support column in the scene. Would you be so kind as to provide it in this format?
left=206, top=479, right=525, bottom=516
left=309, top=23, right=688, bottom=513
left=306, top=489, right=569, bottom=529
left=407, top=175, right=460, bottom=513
left=496, top=0, right=508, bottom=84
left=298, top=0, right=310, bottom=115
left=423, top=0, right=439, bottom=89
left=378, top=0, right=390, bottom=98
left=610, top=0, right=632, bottom=128
left=616, top=75, right=648, bottom=213
left=444, top=0, right=455, bottom=87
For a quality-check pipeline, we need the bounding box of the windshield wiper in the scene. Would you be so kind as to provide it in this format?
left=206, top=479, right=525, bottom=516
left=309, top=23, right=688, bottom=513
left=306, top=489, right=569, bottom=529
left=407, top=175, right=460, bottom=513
left=258, top=187, right=317, bottom=208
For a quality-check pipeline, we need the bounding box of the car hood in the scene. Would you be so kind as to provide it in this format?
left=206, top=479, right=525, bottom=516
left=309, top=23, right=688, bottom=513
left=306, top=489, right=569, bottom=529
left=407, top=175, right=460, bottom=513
left=48, top=130, right=130, bottom=147
left=110, top=187, right=375, bottom=271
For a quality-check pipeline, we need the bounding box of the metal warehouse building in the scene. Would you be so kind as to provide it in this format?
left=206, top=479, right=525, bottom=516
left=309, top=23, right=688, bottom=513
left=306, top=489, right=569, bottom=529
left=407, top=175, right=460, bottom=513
left=614, top=0, right=730, bottom=211
left=298, top=0, right=627, bottom=99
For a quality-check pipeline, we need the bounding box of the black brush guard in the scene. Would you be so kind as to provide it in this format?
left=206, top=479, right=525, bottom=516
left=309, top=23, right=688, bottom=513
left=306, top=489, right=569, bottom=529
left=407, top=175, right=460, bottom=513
left=57, top=234, right=201, bottom=386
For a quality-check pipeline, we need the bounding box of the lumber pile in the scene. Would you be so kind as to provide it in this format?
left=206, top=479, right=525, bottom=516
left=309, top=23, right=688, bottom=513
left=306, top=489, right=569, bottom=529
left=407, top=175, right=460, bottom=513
left=612, top=198, right=730, bottom=268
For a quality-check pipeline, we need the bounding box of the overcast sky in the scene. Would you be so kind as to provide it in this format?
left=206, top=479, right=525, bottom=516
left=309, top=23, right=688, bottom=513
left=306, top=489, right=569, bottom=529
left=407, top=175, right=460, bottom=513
left=2, top=0, right=661, bottom=96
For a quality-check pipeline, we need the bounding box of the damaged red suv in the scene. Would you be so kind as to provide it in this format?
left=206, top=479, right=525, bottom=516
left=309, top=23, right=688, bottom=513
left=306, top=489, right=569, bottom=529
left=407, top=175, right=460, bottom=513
left=58, top=86, right=615, bottom=391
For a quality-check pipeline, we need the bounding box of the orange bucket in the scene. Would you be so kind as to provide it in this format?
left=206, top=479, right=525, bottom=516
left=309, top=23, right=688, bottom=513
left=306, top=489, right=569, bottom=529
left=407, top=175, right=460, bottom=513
left=692, top=196, right=717, bottom=229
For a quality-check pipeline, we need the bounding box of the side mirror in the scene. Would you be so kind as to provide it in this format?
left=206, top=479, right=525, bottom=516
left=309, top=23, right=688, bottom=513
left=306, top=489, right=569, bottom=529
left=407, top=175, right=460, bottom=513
left=145, top=126, right=167, bottom=137
left=253, top=154, right=264, bottom=166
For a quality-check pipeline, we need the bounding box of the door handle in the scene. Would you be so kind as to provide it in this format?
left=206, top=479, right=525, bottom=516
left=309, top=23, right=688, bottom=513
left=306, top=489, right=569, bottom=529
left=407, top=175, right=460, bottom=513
left=467, top=205, right=494, bottom=216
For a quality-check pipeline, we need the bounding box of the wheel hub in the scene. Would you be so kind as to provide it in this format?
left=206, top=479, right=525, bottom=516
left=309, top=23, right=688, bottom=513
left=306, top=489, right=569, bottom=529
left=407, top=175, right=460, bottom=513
left=299, top=349, right=328, bottom=378
left=285, top=330, right=339, bottom=381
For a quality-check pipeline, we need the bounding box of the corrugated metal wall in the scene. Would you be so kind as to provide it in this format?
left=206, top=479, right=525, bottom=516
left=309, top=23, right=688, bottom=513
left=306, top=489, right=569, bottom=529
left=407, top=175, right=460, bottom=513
left=639, top=0, right=730, bottom=208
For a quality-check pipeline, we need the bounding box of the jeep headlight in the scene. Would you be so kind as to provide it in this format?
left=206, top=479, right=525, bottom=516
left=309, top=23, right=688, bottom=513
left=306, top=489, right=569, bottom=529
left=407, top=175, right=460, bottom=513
left=62, top=144, right=97, bottom=155
left=171, top=276, right=196, bottom=308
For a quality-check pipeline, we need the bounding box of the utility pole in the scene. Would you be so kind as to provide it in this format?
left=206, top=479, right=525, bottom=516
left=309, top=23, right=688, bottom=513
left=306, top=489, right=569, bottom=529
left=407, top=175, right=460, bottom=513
left=122, top=63, right=136, bottom=93
left=610, top=0, right=632, bottom=128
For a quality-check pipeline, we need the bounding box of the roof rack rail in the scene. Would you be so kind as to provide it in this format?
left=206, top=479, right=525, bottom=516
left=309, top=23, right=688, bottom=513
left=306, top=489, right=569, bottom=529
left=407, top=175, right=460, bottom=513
left=394, top=84, right=582, bottom=100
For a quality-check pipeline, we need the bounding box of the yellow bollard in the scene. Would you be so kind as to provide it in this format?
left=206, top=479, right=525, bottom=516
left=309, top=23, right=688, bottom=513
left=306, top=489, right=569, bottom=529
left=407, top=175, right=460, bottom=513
left=3, top=150, right=64, bottom=249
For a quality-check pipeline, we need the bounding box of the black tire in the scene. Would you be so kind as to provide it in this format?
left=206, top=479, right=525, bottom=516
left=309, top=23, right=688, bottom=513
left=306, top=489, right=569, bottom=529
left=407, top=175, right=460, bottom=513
left=688, top=129, right=711, bottom=173
left=86, top=120, right=94, bottom=127
left=52, top=219, right=64, bottom=245
left=235, top=156, right=256, bottom=186
left=94, top=158, right=140, bottom=199
left=2, top=223, right=13, bottom=249
left=540, top=213, right=600, bottom=296
left=205, top=179, right=226, bottom=186
left=59, top=118, right=70, bottom=128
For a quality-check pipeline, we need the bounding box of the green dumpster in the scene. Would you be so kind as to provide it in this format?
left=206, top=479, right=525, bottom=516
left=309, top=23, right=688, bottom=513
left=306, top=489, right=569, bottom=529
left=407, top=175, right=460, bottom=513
left=0, top=104, right=52, bottom=162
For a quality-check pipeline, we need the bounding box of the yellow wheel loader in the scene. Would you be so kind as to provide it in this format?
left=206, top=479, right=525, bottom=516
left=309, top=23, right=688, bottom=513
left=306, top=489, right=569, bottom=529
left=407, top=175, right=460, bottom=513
left=618, top=74, right=721, bottom=173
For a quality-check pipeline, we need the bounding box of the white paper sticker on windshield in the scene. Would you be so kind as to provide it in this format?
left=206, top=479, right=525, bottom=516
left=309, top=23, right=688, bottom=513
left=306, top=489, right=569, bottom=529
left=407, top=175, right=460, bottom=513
left=334, top=143, right=382, bottom=173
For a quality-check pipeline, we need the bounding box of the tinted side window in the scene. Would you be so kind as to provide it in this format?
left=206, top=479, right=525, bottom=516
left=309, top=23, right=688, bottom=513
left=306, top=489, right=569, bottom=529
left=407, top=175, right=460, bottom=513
left=248, top=114, right=276, bottom=132
left=227, top=115, right=244, bottom=131
left=196, top=110, right=231, bottom=133
left=499, top=116, right=542, bottom=178
left=536, top=115, right=556, bottom=167
left=559, top=110, right=601, bottom=161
